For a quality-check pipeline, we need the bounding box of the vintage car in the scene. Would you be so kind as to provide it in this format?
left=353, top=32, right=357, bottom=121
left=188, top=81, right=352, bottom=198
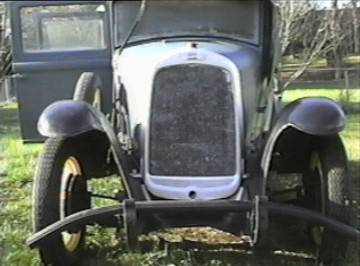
left=8, top=0, right=359, bottom=265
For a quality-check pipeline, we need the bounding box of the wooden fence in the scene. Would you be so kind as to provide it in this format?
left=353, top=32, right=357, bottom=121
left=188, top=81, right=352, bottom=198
left=280, top=67, right=360, bottom=89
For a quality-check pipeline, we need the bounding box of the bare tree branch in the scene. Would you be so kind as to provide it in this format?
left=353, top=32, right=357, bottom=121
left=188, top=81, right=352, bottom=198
left=279, top=0, right=353, bottom=88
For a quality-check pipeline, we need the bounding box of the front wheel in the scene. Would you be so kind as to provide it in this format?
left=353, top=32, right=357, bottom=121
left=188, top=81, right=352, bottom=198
left=73, top=72, right=102, bottom=110
left=33, top=138, right=90, bottom=265
left=302, top=135, right=351, bottom=265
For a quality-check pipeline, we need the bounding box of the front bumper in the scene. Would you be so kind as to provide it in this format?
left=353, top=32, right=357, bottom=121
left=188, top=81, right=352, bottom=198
left=27, top=199, right=360, bottom=248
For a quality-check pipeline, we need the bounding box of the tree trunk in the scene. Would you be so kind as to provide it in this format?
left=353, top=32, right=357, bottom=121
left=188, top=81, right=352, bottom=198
left=332, top=0, right=343, bottom=80
left=326, top=51, right=336, bottom=68
left=334, top=48, right=343, bottom=80
left=352, top=0, right=359, bottom=54
left=327, top=48, right=343, bottom=80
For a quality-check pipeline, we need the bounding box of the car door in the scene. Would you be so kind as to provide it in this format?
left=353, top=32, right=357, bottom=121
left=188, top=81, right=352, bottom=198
left=9, top=1, right=113, bottom=142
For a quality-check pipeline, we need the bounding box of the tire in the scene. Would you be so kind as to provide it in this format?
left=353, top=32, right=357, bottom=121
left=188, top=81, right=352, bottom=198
left=116, top=87, right=132, bottom=151
left=33, top=138, right=90, bottom=266
left=73, top=72, right=102, bottom=110
left=302, top=135, right=351, bottom=265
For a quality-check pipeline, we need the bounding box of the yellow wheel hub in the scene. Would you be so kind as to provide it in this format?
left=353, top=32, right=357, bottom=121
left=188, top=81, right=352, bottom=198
left=93, top=88, right=102, bottom=110
left=61, top=157, right=82, bottom=252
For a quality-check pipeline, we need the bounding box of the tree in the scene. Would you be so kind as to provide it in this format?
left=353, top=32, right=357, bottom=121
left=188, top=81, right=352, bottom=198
left=278, top=0, right=352, bottom=87
left=326, top=0, right=345, bottom=80
left=351, top=0, right=359, bottom=54
left=278, top=0, right=311, bottom=55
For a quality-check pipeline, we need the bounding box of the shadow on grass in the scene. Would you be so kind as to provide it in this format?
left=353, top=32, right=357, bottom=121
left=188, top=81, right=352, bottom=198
left=79, top=242, right=315, bottom=266
left=79, top=218, right=316, bottom=266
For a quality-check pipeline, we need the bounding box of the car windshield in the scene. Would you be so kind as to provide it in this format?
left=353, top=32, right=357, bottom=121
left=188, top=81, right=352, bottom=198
left=114, top=0, right=261, bottom=45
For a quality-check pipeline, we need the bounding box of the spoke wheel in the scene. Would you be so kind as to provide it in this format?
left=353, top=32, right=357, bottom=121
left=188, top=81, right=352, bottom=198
left=302, top=135, right=351, bottom=265
left=74, top=72, right=103, bottom=111
left=307, top=153, right=325, bottom=247
left=33, top=138, right=90, bottom=265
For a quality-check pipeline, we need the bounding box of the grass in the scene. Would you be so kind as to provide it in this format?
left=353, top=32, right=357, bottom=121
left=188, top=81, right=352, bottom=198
left=0, top=104, right=41, bottom=266
left=283, top=88, right=360, bottom=103
left=283, top=88, right=360, bottom=113
left=283, top=57, right=328, bottom=68
left=343, top=55, right=360, bottom=65
left=283, top=55, right=360, bottom=68
left=0, top=88, right=359, bottom=265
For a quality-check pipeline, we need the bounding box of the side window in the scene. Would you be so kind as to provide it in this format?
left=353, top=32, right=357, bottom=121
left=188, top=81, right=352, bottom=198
left=20, top=4, right=106, bottom=52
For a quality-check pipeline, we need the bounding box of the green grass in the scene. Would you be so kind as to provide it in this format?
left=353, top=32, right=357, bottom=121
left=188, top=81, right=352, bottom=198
left=0, top=89, right=359, bottom=265
left=283, top=55, right=360, bottom=68
left=0, top=104, right=41, bottom=266
left=283, top=57, right=328, bottom=68
left=283, top=89, right=360, bottom=103
left=343, top=55, right=360, bottom=65
left=283, top=88, right=360, bottom=113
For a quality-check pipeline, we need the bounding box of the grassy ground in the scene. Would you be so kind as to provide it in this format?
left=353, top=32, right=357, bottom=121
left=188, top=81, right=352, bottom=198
left=283, top=88, right=360, bottom=103
left=283, top=55, right=360, bottom=68
left=283, top=88, right=360, bottom=113
left=0, top=89, right=359, bottom=265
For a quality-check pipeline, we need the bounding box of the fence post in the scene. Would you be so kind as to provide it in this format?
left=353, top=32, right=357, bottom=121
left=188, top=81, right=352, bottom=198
left=344, top=70, right=350, bottom=103
left=344, top=70, right=350, bottom=89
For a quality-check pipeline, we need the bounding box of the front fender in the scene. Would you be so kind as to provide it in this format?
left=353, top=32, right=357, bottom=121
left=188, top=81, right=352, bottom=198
left=261, top=97, right=345, bottom=178
left=38, top=100, right=103, bottom=137
left=38, top=100, right=141, bottom=199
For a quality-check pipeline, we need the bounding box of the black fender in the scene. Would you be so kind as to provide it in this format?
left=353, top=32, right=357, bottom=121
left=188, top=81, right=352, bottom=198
left=38, top=100, right=142, bottom=199
left=261, top=97, right=345, bottom=179
left=38, top=100, right=103, bottom=137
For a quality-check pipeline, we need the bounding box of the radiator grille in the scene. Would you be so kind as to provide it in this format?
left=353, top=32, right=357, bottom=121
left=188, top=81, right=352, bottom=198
left=149, top=64, right=236, bottom=176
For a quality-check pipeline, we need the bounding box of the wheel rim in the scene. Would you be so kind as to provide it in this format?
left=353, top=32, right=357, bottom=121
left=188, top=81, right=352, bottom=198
left=60, top=157, right=82, bottom=252
left=309, top=152, right=325, bottom=246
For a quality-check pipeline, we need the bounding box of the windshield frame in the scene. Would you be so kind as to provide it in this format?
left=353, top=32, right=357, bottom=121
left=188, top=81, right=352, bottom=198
left=113, top=0, right=264, bottom=47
